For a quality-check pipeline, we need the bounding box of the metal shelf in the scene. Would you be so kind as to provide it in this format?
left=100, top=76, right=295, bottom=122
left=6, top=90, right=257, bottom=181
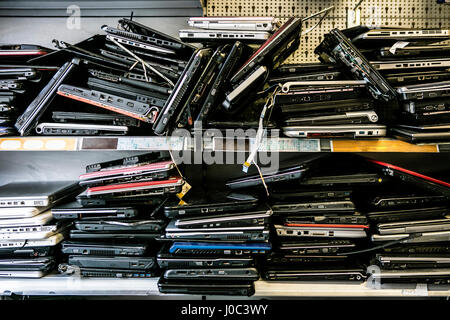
left=0, top=136, right=446, bottom=152
left=0, top=276, right=449, bottom=298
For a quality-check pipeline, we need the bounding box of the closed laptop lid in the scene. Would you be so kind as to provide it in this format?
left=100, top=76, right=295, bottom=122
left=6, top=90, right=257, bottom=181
left=0, top=181, right=78, bottom=201
left=0, top=210, right=53, bottom=227
left=0, top=206, right=48, bottom=219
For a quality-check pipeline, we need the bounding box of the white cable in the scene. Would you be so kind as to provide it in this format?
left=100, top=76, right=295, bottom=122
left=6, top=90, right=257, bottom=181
left=109, top=37, right=174, bottom=87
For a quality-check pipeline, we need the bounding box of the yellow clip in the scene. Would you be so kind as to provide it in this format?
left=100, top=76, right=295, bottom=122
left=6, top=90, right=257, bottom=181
left=176, top=181, right=192, bottom=200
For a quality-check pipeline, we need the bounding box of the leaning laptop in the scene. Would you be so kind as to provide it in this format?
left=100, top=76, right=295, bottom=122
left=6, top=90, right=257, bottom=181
left=0, top=181, right=80, bottom=208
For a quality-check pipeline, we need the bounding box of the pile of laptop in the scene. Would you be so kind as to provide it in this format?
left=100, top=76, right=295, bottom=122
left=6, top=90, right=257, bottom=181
left=0, top=181, right=80, bottom=278
left=152, top=16, right=302, bottom=135
left=0, top=44, right=54, bottom=137
left=271, top=62, right=386, bottom=139
left=52, top=152, right=182, bottom=278
left=235, top=155, right=383, bottom=282
left=12, top=18, right=195, bottom=136
left=156, top=192, right=271, bottom=296
left=363, top=159, right=450, bottom=285
left=315, top=26, right=450, bottom=143
left=350, top=26, right=450, bottom=143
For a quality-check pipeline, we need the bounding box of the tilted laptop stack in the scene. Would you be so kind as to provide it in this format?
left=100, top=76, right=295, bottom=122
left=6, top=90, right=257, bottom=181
left=342, top=26, right=450, bottom=143
left=0, top=44, right=54, bottom=137
left=271, top=65, right=386, bottom=139
left=254, top=155, right=388, bottom=282
left=11, top=18, right=195, bottom=137
left=364, top=159, right=450, bottom=285
left=53, top=152, right=180, bottom=278
left=0, top=181, right=80, bottom=278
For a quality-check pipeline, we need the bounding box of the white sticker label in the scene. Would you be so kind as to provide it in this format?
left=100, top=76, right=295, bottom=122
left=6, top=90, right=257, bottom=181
left=389, top=41, right=410, bottom=54
left=402, top=283, right=428, bottom=297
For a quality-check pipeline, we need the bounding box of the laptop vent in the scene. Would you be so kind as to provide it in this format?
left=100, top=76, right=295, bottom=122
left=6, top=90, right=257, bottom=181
left=82, top=272, right=114, bottom=277
left=227, top=235, right=250, bottom=240
left=172, top=261, right=192, bottom=267
left=88, top=249, right=115, bottom=256
left=179, top=249, right=220, bottom=255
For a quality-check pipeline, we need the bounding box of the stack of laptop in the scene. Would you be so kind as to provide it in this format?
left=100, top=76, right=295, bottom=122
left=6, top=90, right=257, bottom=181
left=0, top=44, right=54, bottom=137
left=272, top=71, right=385, bottom=139
left=348, top=27, right=450, bottom=143
left=0, top=181, right=80, bottom=278
left=156, top=193, right=270, bottom=296
left=152, top=17, right=302, bottom=135
left=180, top=17, right=279, bottom=44
left=364, top=159, right=450, bottom=285
left=52, top=152, right=181, bottom=278
left=224, top=155, right=378, bottom=282
left=14, top=18, right=195, bottom=136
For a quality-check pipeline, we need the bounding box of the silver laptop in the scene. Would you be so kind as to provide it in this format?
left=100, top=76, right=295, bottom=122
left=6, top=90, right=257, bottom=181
left=283, top=124, right=387, bottom=138
left=371, top=58, right=450, bottom=71
left=0, top=210, right=53, bottom=227
left=0, top=222, right=70, bottom=240
left=0, top=181, right=79, bottom=207
left=397, top=80, right=450, bottom=100
left=223, top=66, right=268, bottom=110
left=368, top=268, right=450, bottom=283
left=280, top=80, right=366, bottom=93
left=371, top=230, right=450, bottom=243
left=377, top=217, right=450, bottom=235
left=284, top=111, right=379, bottom=126
left=179, top=29, right=270, bottom=42
left=174, top=209, right=272, bottom=228
left=0, top=206, right=49, bottom=219
left=274, top=224, right=368, bottom=238
left=0, top=270, right=49, bottom=278
left=0, top=232, right=66, bottom=249
left=188, top=17, right=278, bottom=31
left=377, top=255, right=450, bottom=266
left=35, top=123, right=129, bottom=136
left=353, top=29, right=450, bottom=42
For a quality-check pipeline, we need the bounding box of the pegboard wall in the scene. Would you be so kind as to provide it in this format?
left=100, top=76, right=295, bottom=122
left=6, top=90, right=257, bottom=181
left=204, top=0, right=450, bottom=63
